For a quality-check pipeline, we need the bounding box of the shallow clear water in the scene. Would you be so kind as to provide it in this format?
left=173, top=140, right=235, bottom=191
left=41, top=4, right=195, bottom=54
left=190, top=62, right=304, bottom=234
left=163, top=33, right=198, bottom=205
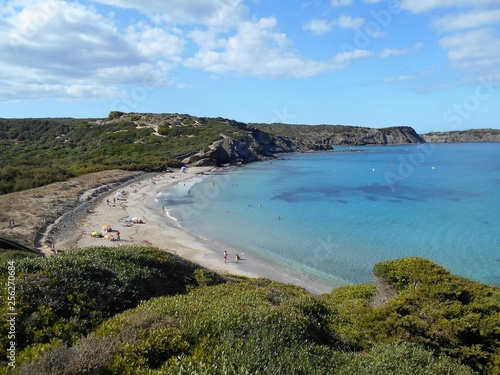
left=158, top=143, right=500, bottom=287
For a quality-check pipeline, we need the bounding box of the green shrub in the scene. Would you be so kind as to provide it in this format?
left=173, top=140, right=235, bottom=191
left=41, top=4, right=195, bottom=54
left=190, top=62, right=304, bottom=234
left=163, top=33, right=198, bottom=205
left=108, top=111, right=124, bottom=119
left=369, top=258, right=500, bottom=374
left=19, top=278, right=480, bottom=375
left=340, top=342, right=475, bottom=375
left=0, top=246, right=206, bottom=359
left=4, top=251, right=497, bottom=374
left=193, top=268, right=223, bottom=287
left=0, top=249, right=39, bottom=262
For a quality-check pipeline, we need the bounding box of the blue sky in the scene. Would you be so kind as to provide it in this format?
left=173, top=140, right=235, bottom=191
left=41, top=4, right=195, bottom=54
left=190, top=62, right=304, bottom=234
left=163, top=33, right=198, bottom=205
left=0, top=0, right=498, bottom=133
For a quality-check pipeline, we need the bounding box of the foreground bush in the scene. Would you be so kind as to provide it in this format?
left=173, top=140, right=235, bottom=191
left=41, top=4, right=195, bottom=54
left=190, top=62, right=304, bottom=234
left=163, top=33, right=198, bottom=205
left=18, top=279, right=474, bottom=374
left=374, top=258, right=500, bottom=374
left=1, top=249, right=491, bottom=374
left=326, top=257, right=500, bottom=374
left=0, top=246, right=223, bottom=362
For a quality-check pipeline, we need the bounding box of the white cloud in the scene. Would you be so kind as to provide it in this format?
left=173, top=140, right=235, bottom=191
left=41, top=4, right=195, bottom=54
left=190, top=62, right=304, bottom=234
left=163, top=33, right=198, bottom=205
left=399, top=0, right=495, bottom=14
left=125, top=24, right=184, bottom=59
left=439, top=28, right=500, bottom=73
left=432, top=9, right=500, bottom=32
left=336, top=15, right=365, bottom=29
left=334, top=49, right=373, bottom=63
left=397, top=0, right=500, bottom=87
left=4, top=2, right=142, bottom=75
left=303, top=15, right=364, bottom=35
left=91, top=0, right=248, bottom=26
left=303, top=19, right=334, bottom=35
left=383, top=75, right=414, bottom=82
left=331, top=0, right=353, bottom=7
left=379, top=47, right=410, bottom=58
left=185, top=17, right=336, bottom=77
left=0, top=0, right=179, bottom=101
left=93, top=62, right=172, bottom=86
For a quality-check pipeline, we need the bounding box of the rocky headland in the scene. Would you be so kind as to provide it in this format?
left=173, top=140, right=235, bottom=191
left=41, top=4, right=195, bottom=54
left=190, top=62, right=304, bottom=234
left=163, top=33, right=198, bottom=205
left=422, top=129, right=500, bottom=143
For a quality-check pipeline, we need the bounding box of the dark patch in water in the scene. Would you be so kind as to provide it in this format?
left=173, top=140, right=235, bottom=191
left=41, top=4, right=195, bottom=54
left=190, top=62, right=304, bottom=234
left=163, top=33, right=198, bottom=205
left=357, top=184, right=424, bottom=202
left=476, top=219, right=490, bottom=225
left=273, top=181, right=473, bottom=205
left=272, top=186, right=345, bottom=203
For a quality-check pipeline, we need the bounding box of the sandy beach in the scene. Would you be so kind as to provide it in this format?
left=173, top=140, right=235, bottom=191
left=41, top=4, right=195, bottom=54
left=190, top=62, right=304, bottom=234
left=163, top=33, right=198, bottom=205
left=56, top=167, right=335, bottom=294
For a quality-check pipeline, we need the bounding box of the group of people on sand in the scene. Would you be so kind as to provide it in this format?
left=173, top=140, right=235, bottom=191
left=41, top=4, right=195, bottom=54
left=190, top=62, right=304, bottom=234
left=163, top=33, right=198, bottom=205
left=90, top=227, right=120, bottom=241
left=223, top=250, right=241, bottom=264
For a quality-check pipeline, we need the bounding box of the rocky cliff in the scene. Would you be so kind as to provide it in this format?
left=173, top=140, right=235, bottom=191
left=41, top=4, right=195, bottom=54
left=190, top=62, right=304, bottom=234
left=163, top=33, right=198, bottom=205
left=182, top=126, right=297, bottom=166
left=252, top=124, right=424, bottom=147
left=183, top=123, right=424, bottom=166
left=423, top=129, right=500, bottom=143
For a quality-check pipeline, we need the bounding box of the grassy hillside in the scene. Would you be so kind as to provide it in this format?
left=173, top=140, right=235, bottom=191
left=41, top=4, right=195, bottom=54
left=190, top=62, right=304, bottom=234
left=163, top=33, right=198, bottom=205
left=1, top=247, right=498, bottom=374
left=0, top=113, right=423, bottom=195
left=0, top=113, right=248, bottom=194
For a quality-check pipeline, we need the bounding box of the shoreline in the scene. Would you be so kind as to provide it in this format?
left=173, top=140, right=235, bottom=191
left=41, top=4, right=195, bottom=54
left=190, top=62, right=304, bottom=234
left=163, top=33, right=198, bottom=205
left=58, top=167, right=336, bottom=295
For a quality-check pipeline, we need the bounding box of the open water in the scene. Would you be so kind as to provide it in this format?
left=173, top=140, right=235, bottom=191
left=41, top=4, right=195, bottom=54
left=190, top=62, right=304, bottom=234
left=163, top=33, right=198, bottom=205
left=157, top=143, right=500, bottom=287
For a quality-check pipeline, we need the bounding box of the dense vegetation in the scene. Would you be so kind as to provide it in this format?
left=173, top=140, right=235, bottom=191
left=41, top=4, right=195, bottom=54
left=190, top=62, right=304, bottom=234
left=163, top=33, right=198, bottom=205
left=425, top=129, right=500, bottom=137
left=0, top=246, right=223, bottom=366
left=0, top=113, right=249, bottom=194
left=1, top=247, right=498, bottom=374
left=252, top=123, right=370, bottom=138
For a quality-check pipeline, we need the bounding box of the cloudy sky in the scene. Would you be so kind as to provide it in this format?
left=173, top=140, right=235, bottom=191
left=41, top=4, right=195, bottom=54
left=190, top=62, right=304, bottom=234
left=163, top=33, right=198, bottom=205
left=0, top=0, right=498, bottom=132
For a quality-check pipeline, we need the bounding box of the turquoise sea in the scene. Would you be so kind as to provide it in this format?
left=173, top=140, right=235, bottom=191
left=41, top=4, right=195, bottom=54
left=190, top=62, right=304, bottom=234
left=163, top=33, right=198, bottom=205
left=157, top=143, right=500, bottom=287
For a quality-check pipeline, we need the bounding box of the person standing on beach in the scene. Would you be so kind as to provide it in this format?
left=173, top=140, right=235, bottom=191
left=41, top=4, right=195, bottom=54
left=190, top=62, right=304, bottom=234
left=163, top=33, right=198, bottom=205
left=235, top=253, right=241, bottom=263
left=223, top=251, right=227, bottom=263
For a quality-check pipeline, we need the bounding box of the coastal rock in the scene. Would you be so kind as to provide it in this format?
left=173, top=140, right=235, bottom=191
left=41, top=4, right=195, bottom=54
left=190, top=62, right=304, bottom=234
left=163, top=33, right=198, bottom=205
left=183, top=123, right=424, bottom=166
left=184, top=127, right=296, bottom=166
left=250, top=123, right=424, bottom=148
left=423, top=129, right=500, bottom=143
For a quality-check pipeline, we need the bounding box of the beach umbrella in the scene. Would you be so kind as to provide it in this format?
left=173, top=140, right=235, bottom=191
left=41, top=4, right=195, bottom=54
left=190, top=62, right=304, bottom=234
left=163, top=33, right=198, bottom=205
left=104, top=233, right=114, bottom=240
